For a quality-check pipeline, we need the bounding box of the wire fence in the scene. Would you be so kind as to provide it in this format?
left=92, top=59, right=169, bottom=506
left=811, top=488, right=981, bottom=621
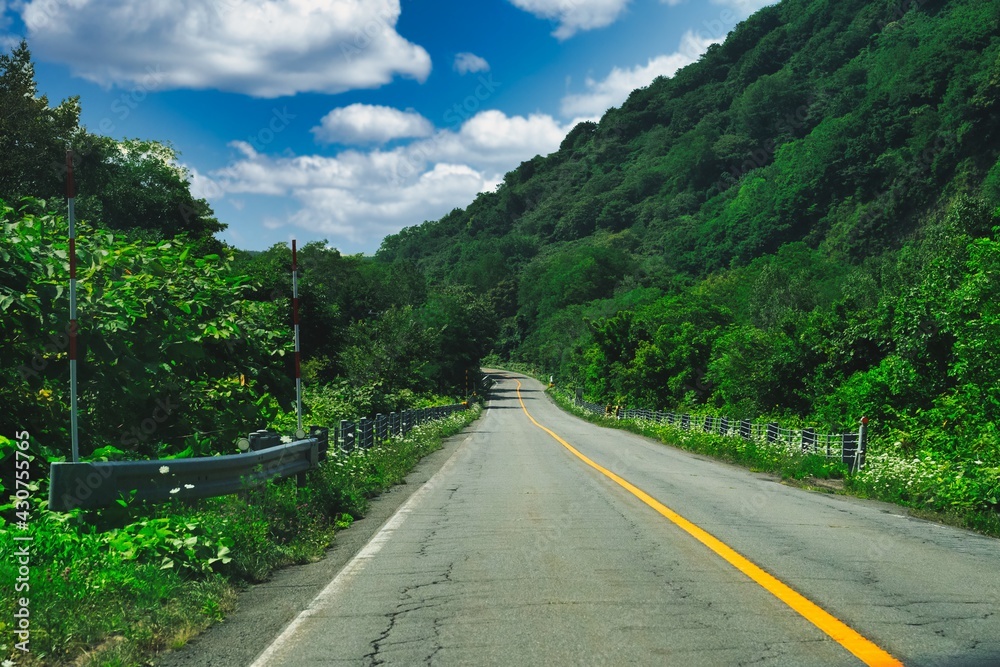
left=333, top=403, right=469, bottom=453
left=573, top=392, right=867, bottom=471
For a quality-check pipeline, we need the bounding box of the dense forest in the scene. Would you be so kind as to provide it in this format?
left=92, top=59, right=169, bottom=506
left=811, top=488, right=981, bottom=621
left=378, top=0, right=1000, bottom=466
left=0, top=41, right=494, bottom=462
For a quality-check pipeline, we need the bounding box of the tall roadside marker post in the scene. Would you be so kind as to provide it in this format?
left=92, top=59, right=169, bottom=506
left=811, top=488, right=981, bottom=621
left=292, top=240, right=305, bottom=439
left=67, top=149, right=80, bottom=462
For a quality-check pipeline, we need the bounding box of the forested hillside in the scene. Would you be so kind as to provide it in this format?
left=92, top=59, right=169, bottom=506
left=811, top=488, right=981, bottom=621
left=378, top=0, right=1000, bottom=460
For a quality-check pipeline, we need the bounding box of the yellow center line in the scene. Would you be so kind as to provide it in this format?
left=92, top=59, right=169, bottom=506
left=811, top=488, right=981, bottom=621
left=515, top=380, right=903, bottom=667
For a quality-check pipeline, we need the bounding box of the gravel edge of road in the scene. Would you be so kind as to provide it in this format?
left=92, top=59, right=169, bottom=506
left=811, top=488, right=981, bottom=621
left=152, top=419, right=478, bottom=667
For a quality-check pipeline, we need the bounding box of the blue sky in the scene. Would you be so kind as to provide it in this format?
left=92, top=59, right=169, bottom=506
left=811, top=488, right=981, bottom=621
left=2, top=0, right=774, bottom=253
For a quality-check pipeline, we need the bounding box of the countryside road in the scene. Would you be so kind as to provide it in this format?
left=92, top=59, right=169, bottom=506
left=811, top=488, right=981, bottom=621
left=210, top=372, right=999, bottom=666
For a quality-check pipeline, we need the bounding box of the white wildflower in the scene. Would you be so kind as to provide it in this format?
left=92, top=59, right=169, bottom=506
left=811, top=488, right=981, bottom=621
left=169, top=487, right=180, bottom=494
left=281, top=435, right=293, bottom=444
left=159, top=465, right=170, bottom=474
left=184, top=484, right=194, bottom=489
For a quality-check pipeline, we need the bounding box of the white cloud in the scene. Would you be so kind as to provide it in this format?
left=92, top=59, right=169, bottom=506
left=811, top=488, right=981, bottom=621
left=312, top=104, right=433, bottom=145
left=193, top=109, right=575, bottom=250
left=13, top=0, right=431, bottom=97
left=560, top=30, right=721, bottom=117
left=508, top=0, right=630, bottom=39
left=418, top=110, right=572, bottom=168
left=453, top=52, right=490, bottom=75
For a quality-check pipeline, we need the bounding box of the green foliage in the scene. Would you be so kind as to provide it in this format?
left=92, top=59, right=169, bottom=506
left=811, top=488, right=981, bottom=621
left=233, top=241, right=488, bottom=397
left=73, top=136, right=224, bottom=243
left=106, top=515, right=233, bottom=575
left=340, top=305, right=437, bottom=393
left=550, top=388, right=847, bottom=481
left=0, top=41, right=80, bottom=203
left=0, top=407, right=480, bottom=665
left=0, top=41, right=222, bottom=244
left=1, top=201, right=290, bottom=459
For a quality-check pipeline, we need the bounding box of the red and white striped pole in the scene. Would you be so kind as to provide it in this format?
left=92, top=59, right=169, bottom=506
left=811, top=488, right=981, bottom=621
left=67, top=149, right=80, bottom=462
left=292, top=240, right=304, bottom=439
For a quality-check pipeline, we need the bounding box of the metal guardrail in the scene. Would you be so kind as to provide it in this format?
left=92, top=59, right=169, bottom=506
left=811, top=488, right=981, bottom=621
left=572, top=391, right=867, bottom=471
left=49, top=402, right=473, bottom=512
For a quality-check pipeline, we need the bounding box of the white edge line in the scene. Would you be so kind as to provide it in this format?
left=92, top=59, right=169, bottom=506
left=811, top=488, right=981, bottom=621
left=249, top=426, right=479, bottom=666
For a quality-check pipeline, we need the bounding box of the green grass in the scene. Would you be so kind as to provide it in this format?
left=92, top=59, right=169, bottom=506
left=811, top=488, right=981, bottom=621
left=547, top=388, right=846, bottom=481
left=0, top=405, right=481, bottom=667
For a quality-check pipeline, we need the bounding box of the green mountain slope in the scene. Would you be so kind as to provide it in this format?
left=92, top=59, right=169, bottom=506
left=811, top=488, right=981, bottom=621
left=377, top=0, right=1000, bottom=459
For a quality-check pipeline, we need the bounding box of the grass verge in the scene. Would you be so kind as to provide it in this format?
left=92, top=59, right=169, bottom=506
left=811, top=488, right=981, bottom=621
left=546, top=388, right=1000, bottom=537
left=0, top=405, right=481, bottom=667
left=547, top=388, right=845, bottom=481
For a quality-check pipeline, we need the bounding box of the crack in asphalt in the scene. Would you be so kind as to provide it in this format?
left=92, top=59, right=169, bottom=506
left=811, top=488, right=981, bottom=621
left=365, top=561, right=456, bottom=666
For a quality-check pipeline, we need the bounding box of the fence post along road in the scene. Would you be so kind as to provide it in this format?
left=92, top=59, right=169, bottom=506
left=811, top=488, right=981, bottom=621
left=574, top=393, right=869, bottom=472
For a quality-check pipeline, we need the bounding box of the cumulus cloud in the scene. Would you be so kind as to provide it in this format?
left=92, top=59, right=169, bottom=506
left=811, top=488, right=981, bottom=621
left=453, top=52, right=490, bottom=75
left=508, top=0, right=631, bottom=40
left=560, top=30, right=721, bottom=117
left=13, top=0, right=431, bottom=97
left=192, top=109, right=575, bottom=249
left=312, top=104, right=433, bottom=145
left=417, top=110, right=572, bottom=169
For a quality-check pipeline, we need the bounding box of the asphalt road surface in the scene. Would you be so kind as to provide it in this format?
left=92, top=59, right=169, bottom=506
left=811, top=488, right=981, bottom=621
left=176, top=371, right=1000, bottom=666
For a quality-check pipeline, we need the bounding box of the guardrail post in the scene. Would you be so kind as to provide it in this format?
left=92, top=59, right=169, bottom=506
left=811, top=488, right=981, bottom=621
left=739, top=419, right=752, bottom=440
left=248, top=430, right=266, bottom=451
left=340, top=420, right=353, bottom=453
left=703, top=416, right=713, bottom=433
left=375, top=414, right=385, bottom=441
left=681, top=414, right=690, bottom=430
left=720, top=417, right=728, bottom=436
left=310, top=426, right=329, bottom=460
left=802, top=427, right=816, bottom=454
left=249, top=430, right=280, bottom=451
left=766, top=423, right=779, bottom=443
left=858, top=417, right=868, bottom=470
left=842, top=432, right=858, bottom=472
left=359, top=417, right=371, bottom=449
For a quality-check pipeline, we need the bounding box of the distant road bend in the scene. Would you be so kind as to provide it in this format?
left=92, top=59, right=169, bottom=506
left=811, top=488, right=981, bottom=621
left=249, top=371, right=1000, bottom=666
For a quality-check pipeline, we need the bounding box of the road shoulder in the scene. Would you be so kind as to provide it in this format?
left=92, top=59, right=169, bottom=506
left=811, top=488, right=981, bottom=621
left=153, top=422, right=476, bottom=667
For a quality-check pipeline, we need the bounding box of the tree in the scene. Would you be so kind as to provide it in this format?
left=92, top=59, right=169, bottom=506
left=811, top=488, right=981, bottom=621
left=1, top=41, right=223, bottom=245
left=74, top=137, right=224, bottom=242
left=339, top=306, right=436, bottom=394
left=0, top=40, right=80, bottom=202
